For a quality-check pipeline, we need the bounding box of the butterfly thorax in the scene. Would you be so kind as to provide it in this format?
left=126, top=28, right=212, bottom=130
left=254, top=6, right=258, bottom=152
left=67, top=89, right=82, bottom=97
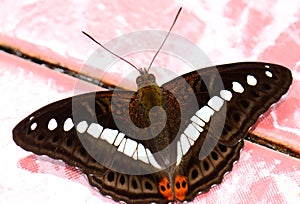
left=136, top=69, right=163, bottom=119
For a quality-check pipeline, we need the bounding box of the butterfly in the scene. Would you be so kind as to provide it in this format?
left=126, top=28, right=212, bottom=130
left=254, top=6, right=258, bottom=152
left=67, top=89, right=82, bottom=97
left=13, top=8, right=292, bottom=204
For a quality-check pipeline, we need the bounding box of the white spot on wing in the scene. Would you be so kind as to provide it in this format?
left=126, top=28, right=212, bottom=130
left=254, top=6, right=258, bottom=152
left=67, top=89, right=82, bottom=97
left=48, top=118, right=58, bottom=131
left=123, top=138, right=138, bottom=157
left=208, top=96, right=224, bottom=111
left=184, top=124, right=199, bottom=141
left=220, top=90, right=232, bottom=101
left=247, top=75, right=257, bottom=86
left=196, top=106, right=214, bottom=123
left=76, top=121, right=88, bottom=133
left=180, top=134, right=191, bottom=155
left=87, top=123, right=103, bottom=139
left=146, top=148, right=161, bottom=169
left=176, top=141, right=183, bottom=165
left=105, top=131, right=118, bottom=144
left=232, top=81, right=244, bottom=93
left=101, top=128, right=118, bottom=143
left=63, top=118, right=74, bottom=132
left=191, top=116, right=205, bottom=127
left=30, top=122, right=37, bottom=131
left=137, top=144, right=149, bottom=164
left=265, top=70, right=273, bottom=77
left=114, top=132, right=125, bottom=146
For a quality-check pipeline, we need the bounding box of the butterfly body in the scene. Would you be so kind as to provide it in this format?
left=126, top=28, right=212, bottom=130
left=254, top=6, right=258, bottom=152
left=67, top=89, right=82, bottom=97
left=135, top=69, right=164, bottom=129
left=13, top=62, right=292, bottom=203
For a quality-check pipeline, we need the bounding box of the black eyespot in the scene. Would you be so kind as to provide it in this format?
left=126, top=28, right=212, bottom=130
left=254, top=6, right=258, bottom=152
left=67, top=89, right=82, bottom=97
left=182, top=180, right=187, bottom=188
left=191, top=169, right=198, bottom=179
left=107, top=172, right=114, bottom=182
left=166, top=182, right=170, bottom=189
left=66, top=137, right=73, bottom=147
left=203, top=160, right=209, bottom=171
left=211, top=151, right=219, bottom=160
left=218, top=144, right=227, bottom=152
left=145, top=181, right=153, bottom=190
left=176, top=181, right=180, bottom=189
left=160, top=186, right=166, bottom=191
left=119, top=175, right=125, bottom=185
left=131, top=178, right=138, bottom=189
left=79, top=147, right=86, bottom=156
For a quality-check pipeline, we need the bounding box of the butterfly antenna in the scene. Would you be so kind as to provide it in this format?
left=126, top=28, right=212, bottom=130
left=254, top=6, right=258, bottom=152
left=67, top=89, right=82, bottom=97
left=147, top=7, right=182, bottom=72
left=82, top=31, right=141, bottom=73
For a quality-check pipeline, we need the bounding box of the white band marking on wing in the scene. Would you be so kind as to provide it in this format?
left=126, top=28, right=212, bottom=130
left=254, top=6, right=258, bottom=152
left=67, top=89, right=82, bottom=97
left=114, top=132, right=125, bottom=146
left=76, top=121, right=88, bottom=133
left=123, top=138, right=138, bottom=157
left=208, top=96, right=224, bottom=111
left=146, top=148, right=162, bottom=169
left=63, top=118, right=74, bottom=132
left=196, top=106, right=214, bottom=123
left=137, top=143, right=149, bottom=164
left=87, top=123, right=103, bottom=139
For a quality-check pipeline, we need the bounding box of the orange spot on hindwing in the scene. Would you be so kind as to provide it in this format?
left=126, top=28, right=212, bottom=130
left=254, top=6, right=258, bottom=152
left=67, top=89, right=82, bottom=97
left=159, top=177, right=173, bottom=201
left=174, top=175, right=188, bottom=201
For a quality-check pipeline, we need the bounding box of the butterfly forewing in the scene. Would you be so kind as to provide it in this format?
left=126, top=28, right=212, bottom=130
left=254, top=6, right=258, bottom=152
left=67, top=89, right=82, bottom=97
left=163, top=62, right=292, bottom=146
left=12, top=92, right=113, bottom=175
left=13, top=62, right=292, bottom=203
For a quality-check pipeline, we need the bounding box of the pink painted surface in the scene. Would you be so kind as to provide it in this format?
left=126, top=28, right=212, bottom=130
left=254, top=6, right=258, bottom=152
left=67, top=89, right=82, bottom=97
left=1, top=51, right=299, bottom=203
left=1, top=0, right=299, bottom=150
left=1, top=0, right=300, bottom=203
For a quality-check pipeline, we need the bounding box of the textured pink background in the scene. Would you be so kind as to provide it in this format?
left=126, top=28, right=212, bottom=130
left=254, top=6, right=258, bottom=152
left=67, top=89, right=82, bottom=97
left=0, top=0, right=300, bottom=203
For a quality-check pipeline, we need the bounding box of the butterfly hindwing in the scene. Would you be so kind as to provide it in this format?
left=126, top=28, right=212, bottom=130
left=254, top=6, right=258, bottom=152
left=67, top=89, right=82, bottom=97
left=88, top=171, right=170, bottom=204
left=174, top=139, right=244, bottom=201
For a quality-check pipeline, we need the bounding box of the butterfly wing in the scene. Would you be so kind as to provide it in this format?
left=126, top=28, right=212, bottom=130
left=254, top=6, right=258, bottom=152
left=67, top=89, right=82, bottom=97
left=162, top=62, right=292, bottom=146
left=13, top=91, right=115, bottom=175
left=13, top=90, right=175, bottom=204
left=158, top=62, right=292, bottom=202
left=176, top=140, right=244, bottom=201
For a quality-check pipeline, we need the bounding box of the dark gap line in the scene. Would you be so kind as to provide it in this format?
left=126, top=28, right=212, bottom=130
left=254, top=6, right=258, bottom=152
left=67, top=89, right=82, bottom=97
left=0, top=44, right=117, bottom=90
left=1, top=44, right=299, bottom=159
left=246, top=133, right=300, bottom=159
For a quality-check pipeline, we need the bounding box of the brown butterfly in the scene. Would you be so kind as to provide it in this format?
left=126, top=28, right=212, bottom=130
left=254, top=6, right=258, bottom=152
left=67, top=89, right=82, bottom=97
left=13, top=8, right=292, bottom=203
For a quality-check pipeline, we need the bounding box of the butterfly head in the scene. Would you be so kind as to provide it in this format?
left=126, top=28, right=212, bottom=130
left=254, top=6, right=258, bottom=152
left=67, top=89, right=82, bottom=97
left=136, top=68, right=158, bottom=89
